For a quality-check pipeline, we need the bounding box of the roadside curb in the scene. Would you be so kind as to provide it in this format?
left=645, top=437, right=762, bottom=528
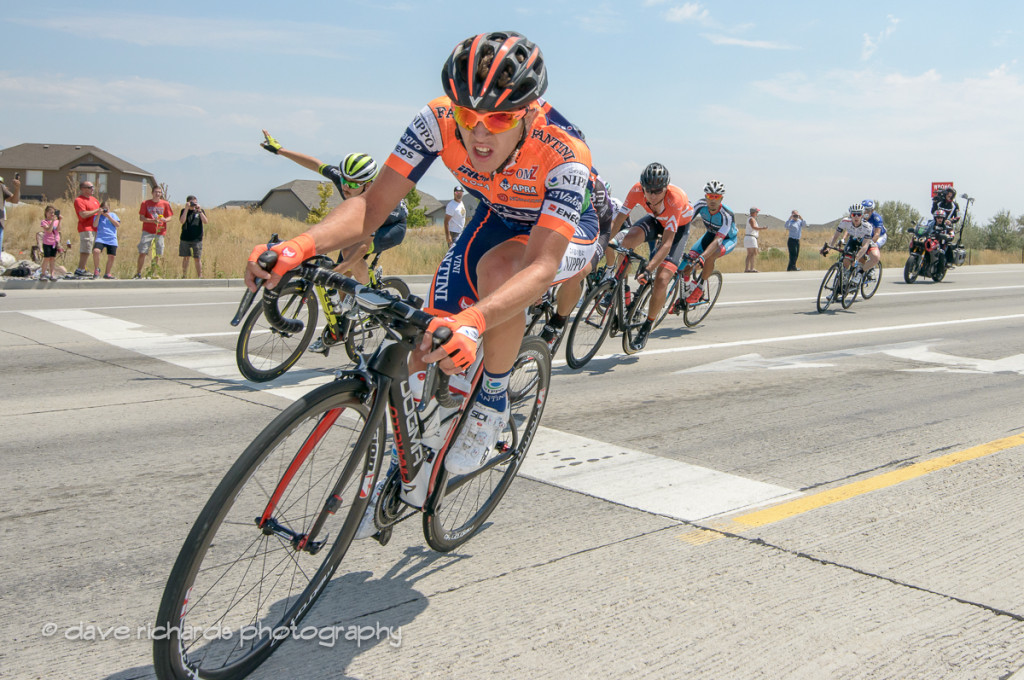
left=0, top=275, right=435, bottom=291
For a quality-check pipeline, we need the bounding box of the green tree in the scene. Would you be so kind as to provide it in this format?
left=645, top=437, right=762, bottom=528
left=305, top=182, right=333, bottom=224
left=981, top=210, right=1024, bottom=251
left=877, top=200, right=921, bottom=251
left=405, top=187, right=428, bottom=228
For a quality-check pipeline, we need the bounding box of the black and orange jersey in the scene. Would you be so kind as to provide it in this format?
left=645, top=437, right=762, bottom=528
left=619, top=183, right=694, bottom=235
left=384, top=96, right=592, bottom=241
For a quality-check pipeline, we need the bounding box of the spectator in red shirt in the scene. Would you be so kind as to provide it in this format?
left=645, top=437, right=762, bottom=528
left=73, top=180, right=103, bottom=276
left=136, top=186, right=172, bottom=278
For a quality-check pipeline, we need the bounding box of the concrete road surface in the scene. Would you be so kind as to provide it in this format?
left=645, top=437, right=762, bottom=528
left=1, top=264, right=1023, bottom=679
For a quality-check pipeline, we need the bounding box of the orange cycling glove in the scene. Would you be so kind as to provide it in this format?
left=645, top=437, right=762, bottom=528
left=427, top=307, right=487, bottom=371
left=248, top=233, right=317, bottom=278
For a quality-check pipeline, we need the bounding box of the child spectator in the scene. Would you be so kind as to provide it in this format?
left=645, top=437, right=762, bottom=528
left=40, top=206, right=63, bottom=281
left=93, top=200, right=121, bottom=279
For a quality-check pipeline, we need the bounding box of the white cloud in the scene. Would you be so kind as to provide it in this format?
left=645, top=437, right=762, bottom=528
left=665, top=3, right=710, bottom=23
left=862, top=15, right=899, bottom=60
left=703, top=35, right=796, bottom=50
left=580, top=3, right=622, bottom=34
left=9, top=14, right=383, bottom=59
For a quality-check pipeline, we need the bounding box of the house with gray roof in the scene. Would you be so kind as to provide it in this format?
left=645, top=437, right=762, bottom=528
left=0, top=143, right=158, bottom=206
left=258, top=180, right=342, bottom=222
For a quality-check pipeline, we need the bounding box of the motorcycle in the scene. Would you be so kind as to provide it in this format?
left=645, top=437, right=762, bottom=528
left=904, top=216, right=969, bottom=283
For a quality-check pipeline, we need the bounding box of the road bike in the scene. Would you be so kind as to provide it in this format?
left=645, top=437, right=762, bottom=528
left=232, top=237, right=410, bottom=382
left=619, top=252, right=723, bottom=353
left=155, top=255, right=550, bottom=680
left=816, top=242, right=882, bottom=313
left=564, top=243, right=646, bottom=368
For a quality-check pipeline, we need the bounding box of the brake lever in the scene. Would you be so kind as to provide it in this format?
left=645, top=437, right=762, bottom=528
left=230, top=234, right=281, bottom=326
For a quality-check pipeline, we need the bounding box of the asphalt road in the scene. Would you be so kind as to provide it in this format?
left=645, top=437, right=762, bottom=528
left=2, top=264, right=1023, bottom=679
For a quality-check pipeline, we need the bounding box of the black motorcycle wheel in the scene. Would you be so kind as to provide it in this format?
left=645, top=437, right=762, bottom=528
left=903, top=254, right=920, bottom=284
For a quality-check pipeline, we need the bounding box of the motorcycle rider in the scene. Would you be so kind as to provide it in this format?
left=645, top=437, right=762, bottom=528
left=931, top=188, right=961, bottom=224
left=929, top=209, right=956, bottom=266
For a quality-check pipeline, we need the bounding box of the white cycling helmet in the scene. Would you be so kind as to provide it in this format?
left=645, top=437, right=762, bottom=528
left=849, top=204, right=864, bottom=215
left=704, top=180, right=725, bottom=195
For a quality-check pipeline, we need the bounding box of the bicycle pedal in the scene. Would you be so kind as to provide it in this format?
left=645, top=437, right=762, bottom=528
left=373, top=526, right=393, bottom=546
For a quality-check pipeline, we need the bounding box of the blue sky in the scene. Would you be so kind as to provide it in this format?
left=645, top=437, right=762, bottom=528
left=2, top=1, right=1021, bottom=224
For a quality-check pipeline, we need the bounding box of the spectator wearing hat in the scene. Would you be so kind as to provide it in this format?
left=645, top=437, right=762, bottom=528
left=744, top=207, right=765, bottom=272
left=785, top=209, right=806, bottom=271
left=444, top=185, right=466, bottom=246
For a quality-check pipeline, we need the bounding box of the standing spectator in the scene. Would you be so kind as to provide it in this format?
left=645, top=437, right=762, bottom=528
left=179, top=195, right=208, bottom=278
left=744, top=207, right=766, bottom=272
left=444, top=186, right=466, bottom=246
left=785, top=209, right=806, bottom=271
left=40, top=205, right=62, bottom=281
left=136, top=186, right=172, bottom=278
left=93, top=200, right=120, bottom=279
left=1, top=173, right=21, bottom=258
left=73, top=179, right=102, bottom=277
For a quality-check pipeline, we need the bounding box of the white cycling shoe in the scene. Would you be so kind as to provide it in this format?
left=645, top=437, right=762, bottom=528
left=444, top=402, right=510, bottom=475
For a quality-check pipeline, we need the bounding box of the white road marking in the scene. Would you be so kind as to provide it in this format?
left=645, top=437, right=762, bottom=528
left=24, top=307, right=799, bottom=521
left=560, top=312, right=1024, bottom=368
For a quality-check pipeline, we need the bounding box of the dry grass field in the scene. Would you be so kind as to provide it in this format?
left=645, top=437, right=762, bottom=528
left=2, top=199, right=1018, bottom=278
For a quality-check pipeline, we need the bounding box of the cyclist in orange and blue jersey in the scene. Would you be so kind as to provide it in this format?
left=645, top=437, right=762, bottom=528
left=682, top=180, right=737, bottom=305
left=608, top=162, right=695, bottom=350
left=246, top=32, right=597, bottom=484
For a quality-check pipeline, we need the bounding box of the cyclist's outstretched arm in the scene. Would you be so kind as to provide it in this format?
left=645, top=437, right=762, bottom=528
left=260, top=129, right=324, bottom=174
left=246, top=166, right=414, bottom=291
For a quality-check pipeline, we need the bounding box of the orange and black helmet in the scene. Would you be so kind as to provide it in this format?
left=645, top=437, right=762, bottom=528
left=442, top=31, right=547, bottom=112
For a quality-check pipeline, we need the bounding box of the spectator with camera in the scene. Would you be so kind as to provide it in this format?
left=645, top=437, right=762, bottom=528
left=39, top=205, right=63, bottom=281
left=136, top=186, right=172, bottom=278
left=179, top=195, right=208, bottom=278
left=92, top=200, right=120, bottom=279
left=74, top=179, right=103, bottom=277
left=785, top=209, right=806, bottom=271
left=1, top=173, right=21, bottom=259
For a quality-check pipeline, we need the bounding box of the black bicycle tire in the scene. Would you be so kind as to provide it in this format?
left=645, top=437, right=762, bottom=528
left=841, top=268, right=858, bottom=309
left=654, top=275, right=679, bottom=329
left=565, top=280, right=616, bottom=369
left=236, top=281, right=318, bottom=382
left=621, top=281, right=653, bottom=355
left=683, top=271, right=723, bottom=327
left=422, top=335, right=550, bottom=552
left=816, top=264, right=841, bottom=313
left=861, top=264, right=882, bottom=299
left=153, top=379, right=382, bottom=680
left=344, top=278, right=411, bottom=362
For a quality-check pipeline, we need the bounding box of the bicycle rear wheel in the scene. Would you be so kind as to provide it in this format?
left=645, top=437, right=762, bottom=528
left=565, top=280, right=616, bottom=369
left=423, top=336, right=550, bottom=552
left=861, top=264, right=882, bottom=299
left=683, top=271, right=722, bottom=327
left=153, top=379, right=383, bottom=680
left=816, top=264, right=841, bottom=313
left=236, top=281, right=318, bottom=382
left=344, top=277, right=411, bottom=362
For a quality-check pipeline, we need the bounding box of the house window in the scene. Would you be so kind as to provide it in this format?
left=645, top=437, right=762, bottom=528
left=26, top=170, right=43, bottom=186
left=78, top=172, right=109, bottom=194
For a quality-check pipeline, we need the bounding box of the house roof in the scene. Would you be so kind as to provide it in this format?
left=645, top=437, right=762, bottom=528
left=260, top=180, right=343, bottom=210
left=0, top=143, right=155, bottom=177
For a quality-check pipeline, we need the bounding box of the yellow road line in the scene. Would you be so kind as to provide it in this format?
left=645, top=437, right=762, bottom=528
left=680, top=432, right=1024, bottom=545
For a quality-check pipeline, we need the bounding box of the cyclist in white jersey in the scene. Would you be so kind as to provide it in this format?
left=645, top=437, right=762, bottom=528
left=821, top=203, right=881, bottom=283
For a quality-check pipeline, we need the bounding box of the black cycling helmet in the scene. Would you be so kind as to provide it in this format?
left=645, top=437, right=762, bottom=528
left=640, top=162, right=670, bottom=192
left=442, top=31, right=547, bottom=112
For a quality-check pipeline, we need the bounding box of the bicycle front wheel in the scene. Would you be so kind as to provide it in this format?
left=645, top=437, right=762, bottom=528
left=841, top=269, right=858, bottom=309
left=423, top=335, right=551, bottom=552
left=816, top=264, right=841, bottom=313
left=344, top=277, right=411, bottom=362
left=861, top=264, right=882, bottom=299
left=565, top=280, right=616, bottom=369
left=654, top=274, right=679, bottom=329
left=153, top=379, right=384, bottom=680
left=621, top=281, right=654, bottom=355
left=683, top=271, right=723, bottom=327
left=236, top=281, right=318, bottom=382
